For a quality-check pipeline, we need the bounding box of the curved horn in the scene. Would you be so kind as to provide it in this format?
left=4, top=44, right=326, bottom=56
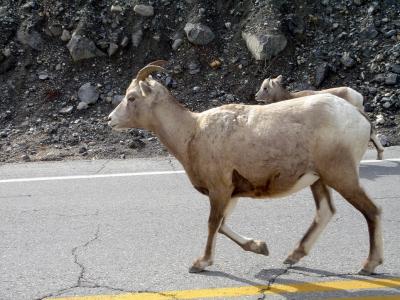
left=136, top=65, right=166, bottom=81
left=148, top=60, right=168, bottom=67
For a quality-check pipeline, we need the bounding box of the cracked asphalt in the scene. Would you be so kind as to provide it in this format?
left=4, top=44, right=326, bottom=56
left=0, top=148, right=399, bottom=300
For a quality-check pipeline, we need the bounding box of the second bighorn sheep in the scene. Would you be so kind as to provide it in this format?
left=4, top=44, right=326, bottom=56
left=255, top=75, right=384, bottom=160
left=108, top=61, right=383, bottom=275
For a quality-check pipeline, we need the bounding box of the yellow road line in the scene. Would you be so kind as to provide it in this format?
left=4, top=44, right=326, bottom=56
left=51, top=277, right=400, bottom=300
left=326, top=295, right=400, bottom=300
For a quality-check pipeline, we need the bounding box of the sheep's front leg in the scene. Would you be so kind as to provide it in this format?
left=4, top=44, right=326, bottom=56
left=189, top=194, right=229, bottom=273
left=219, top=198, right=269, bottom=255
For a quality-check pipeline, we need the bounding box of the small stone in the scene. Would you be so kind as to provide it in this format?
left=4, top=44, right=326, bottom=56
left=376, top=114, right=385, bottom=125
left=38, top=73, right=49, bottom=80
left=225, top=22, right=232, bottom=29
left=48, top=24, right=63, bottom=37
left=21, top=154, right=30, bottom=161
left=108, top=43, right=118, bottom=56
left=78, top=83, right=99, bottom=104
left=377, top=134, right=389, bottom=147
left=193, top=86, right=201, bottom=92
left=128, top=139, right=145, bottom=149
left=111, top=5, right=123, bottom=13
left=390, top=64, right=400, bottom=74
left=133, top=4, right=154, bottom=17
left=55, top=64, right=62, bottom=71
left=60, top=29, right=71, bottom=42
left=121, top=36, right=129, bottom=47
left=165, top=76, right=176, bottom=88
left=59, top=106, right=73, bottom=114
left=385, top=73, right=399, bottom=85
left=132, top=29, right=143, bottom=47
left=77, top=102, right=89, bottom=110
left=188, top=62, right=200, bottom=75
left=360, top=23, right=378, bottom=39
left=0, top=131, right=8, bottom=138
left=172, top=38, right=183, bottom=50
left=184, top=23, right=215, bottom=45
left=225, top=94, right=235, bottom=102
left=340, top=52, right=356, bottom=68
left=209, top=59, right=221, bottom=69
left=384, top=29, right=397, bottom=38
left=79, top=146, right=87, bottom=154
left=314, top=62, right=330, bottom=87
left=382, top=101, right=391, bottom=109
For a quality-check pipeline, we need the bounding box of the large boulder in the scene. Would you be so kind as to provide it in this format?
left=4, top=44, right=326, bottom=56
left=184, top=23, right=215, bottom=45
left=242, top=31, right=287, bottom=61
left=17, top=26, right=43, bottom=50
left=78, top=83, right=99, bottom=104
left=67, top=33, right=105, bottom=62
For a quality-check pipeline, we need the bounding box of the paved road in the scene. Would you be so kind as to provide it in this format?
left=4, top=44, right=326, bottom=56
left=0, top=148, right=400, bottom=300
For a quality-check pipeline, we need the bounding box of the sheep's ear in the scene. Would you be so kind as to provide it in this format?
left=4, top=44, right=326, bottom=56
left=276, top=75, right=283, bottom=84
left=139, top=80, right=152, bottom=97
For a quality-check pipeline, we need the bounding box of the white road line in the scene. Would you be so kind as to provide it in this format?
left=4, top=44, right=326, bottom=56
left=362, top=158, right=400, bottom=163
left=0, top=170, right=186, bottom=184
left=0, top=158, right=399, bottom=184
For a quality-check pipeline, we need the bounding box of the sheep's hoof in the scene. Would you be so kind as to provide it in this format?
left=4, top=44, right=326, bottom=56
left=189, top=265, right=205, bottom=273
left=358, top=268, right=373, bottom=276
left=377, top=152, right=384, bottom=160
left=243, top=240, right=269, bottom=256
left=283, top=257, right=297, bottom=265
left=283, top=249, right=305, bottom=265
left=189, top=257, right=212, bottom=273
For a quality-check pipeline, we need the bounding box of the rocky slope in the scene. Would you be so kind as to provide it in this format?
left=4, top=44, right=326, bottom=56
left=0, top=0, right=399, bottom=163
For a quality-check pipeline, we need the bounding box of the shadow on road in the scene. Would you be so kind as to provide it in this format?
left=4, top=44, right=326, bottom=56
left=360, top=161, right=400, bottom=181
left=196, top=265, right=400, bottom=299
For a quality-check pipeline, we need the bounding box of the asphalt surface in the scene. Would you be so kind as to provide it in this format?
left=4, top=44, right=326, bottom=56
left=0, top=147, right=400, bottom=300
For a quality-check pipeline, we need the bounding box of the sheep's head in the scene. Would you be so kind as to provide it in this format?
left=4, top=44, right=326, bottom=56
left=108, top=61, right=169, bottom=130
left=254, top=75, right=285, bottom=103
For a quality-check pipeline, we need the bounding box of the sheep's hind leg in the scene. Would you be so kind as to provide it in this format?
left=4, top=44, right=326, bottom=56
left=332, top=184, right=383, bottom=275
left=370, top=133, right=384, bottom=160
left=284, top=180, right=335, bottom=265
left=219, top=198, right=268, bottom=255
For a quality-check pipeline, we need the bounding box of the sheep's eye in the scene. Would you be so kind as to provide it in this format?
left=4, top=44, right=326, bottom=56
left=127, top=95, right=135, bottom=102
left=263, top=87, right=267, bottom=91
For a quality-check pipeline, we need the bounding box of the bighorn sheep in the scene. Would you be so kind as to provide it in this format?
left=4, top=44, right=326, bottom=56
left=108, top=61, right=383, bottom=275
left=255, top=75, right=384, bottom=160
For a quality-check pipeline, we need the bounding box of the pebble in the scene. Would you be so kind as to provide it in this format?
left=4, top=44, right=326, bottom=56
left=376, top=114, right=385, bottom=125
left=172, top=38, right=183, bottom=50
left=38, top=73, right=49, bottom=80
left=59, top=106, right=73, bottom=114
left=108, top=43, right=119, bottom=56
left=340, top=52, right=356, bottom=68
left=134, top=4, right=154, bottom=17
left=111, top=5, right=123, bottom=13
left=60, top=29, right=71, bottom=42
left=77, top=102, right=89, bottom=110
left=385, top=73, right=399, bottom=85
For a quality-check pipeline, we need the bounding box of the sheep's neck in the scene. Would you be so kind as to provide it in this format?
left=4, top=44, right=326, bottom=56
left=277, top=88, right=295, bottom=101
left=151, top=96, right=196, bottom=165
